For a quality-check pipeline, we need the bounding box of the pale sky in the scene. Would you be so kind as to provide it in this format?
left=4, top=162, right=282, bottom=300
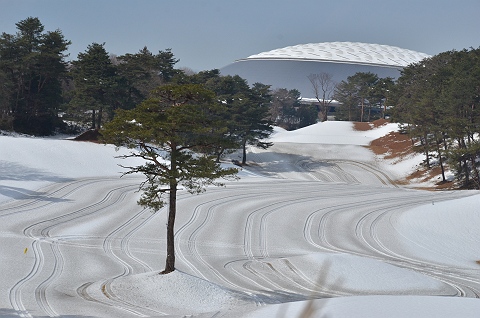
left=1, top=0, right=479, bottom=71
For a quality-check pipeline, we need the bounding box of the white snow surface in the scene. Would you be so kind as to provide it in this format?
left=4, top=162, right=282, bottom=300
left=1, top=122, right=480, bottom=318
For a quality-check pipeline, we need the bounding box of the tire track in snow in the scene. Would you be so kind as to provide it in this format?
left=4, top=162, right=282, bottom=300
left=357, top=193, right=480, bottom=298
left=303, top=188, right=480, bottom=297
left=8, top=179, right=139, bottom=317
left=175, top=182, right=373, bottom=297
left=0, top=178, right=118, bottom=218
left=76, top=200, right=165, bottom=316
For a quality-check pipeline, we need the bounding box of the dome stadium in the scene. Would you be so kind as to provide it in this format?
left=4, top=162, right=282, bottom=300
left=220, top=42, right=430, bottom=98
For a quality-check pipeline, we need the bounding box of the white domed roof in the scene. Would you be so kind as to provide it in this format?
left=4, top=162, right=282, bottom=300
left=244, top=42, right=430, bottom=68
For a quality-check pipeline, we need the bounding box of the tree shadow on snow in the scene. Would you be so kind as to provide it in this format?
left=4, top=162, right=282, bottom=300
left=0, top=185, right=71, bottom=202
left=0, top=161, right=72, bottom=183
left=243, top=151, right=337, bottom=178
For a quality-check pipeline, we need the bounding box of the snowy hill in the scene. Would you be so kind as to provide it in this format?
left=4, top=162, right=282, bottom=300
left=0, top=121, right=479, bottom=318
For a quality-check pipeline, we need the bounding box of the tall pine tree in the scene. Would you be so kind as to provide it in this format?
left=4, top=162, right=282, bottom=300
left=69, top=43, right=117, bottom=129
left=0, top=17, right=70, bottom=135
left=101, top=83, right=238, bottom=273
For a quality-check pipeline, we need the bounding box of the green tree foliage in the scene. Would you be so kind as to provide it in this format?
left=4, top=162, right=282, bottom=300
left=232, top=82, right=274, bottom=165
left=392, top=48, right=480, bottom=188
left=0, top=67, right=13, bottom=129
left=333, top=80, right=359, bottom=121
left=115, top=47, right=180, bottom=109
left=334, top=72, right=386, bottom=122
left=0, top=17, right=70, bottom=135
left=270, top=88, right=317, bottom=130
left=101, top=83, right=238, bottom=273
left=69, top=43, right=118, bottom=129
left=178, top=71, right=275, bottom=165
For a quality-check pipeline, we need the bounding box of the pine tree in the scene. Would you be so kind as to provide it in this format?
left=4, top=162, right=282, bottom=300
left=69, top=43, right=117, bottom=129
left=0, top=17, right=70, bottom=135
left=115, top=47, right=180, bottom=109
left=101, top=83, right=238, bottom=273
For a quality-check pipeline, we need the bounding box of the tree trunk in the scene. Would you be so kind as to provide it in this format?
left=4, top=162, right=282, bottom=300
left=96, top=106, right=103, bottom=129
left=423, top=133, right=430, bottom=169
left=360, top=100, right=364, bottom=122
left=435, top=134, right=446, bottom=182
left=241, top=138, right=247, bottom=165
left=216, top=148, right=224, bottom=163
left=163, top=183, right=177, bottom=274
left=469, top=154, right=480, bottom=189
left=163, top=146, right=178, bottom=274
left=91, top=109, right=96, bottom=129
left=458, top=138, right=470, bottom=186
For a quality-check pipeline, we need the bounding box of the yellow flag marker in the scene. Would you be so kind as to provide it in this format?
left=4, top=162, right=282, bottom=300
left=24, top=247, right=28, bottom=254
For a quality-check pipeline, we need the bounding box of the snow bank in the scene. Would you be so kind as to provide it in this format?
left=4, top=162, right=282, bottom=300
left=0, top=135, right=143, bottom=179
left=282, top=253, right=448, bottom=294
left=0, top=135, right=144, bottom=202
left=110, top=270, right=252, bottom=314
left=232, top=295, right=480, bottom=318
left=270, top=121, right=398, bottom=145
left=394, top=194, right=480, bottom=268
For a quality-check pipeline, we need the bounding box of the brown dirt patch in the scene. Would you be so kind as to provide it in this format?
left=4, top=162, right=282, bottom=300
left=369, top=131, right=413, bottom=159
left=353, top=118, right=390, bottom=131
left=353, top=122, right=372, bottom=131
left=395, top=152, right=455, bottom=190
left=361, top=120, right=455, bottom=190
left=73, top=129, right=102, bottom=143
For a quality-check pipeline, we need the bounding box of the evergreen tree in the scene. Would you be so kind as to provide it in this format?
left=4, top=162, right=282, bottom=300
left=0, top=67, right=13, bottom=129
left=333, top=80, right=360, bottom=121
left=188, top=72, right=274, bottom=164
left=69, top=43, right=117, bottom=129
left=101, top=83, right=238, bottom=273
left=0, top=17, right=70, bottom=135
left=115, top=47, right=180, bottom=109
left=334, top=72, right=388, bottom=122
left=231, top=82, right=274, bottom=165
left=392, top=48, right=480, bottom=188
left=270, top=88, right=316, bottom=130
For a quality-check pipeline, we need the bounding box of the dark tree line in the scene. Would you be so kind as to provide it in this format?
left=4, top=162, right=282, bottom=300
left=0, top=17, right=70, bottom=135
left=333, top=72, right=395, bottom=122
left=67, top=43, right=179, bottom=130
left=0, top=17, right=275, bottom=148
left=269, top=88, right=317, bottom=130
left=391, top=48, right=480, bottom=189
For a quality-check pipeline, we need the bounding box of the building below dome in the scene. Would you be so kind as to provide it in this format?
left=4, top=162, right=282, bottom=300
left=220, top=42, right=430, bottom=98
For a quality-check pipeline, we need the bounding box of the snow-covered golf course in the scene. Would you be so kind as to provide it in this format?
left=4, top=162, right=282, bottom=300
left=1, top=121, right=479, bottom=317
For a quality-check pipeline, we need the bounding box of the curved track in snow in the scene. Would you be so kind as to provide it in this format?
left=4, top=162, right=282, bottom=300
left=1, top=142, right=480, bottom=316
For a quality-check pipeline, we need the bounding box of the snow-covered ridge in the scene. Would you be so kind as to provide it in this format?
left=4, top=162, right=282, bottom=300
left=244, top=42, right=431, bottom=67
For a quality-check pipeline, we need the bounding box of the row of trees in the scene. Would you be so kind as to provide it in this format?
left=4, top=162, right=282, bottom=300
left=391, top=48, right=480, bottom=189
left=1, top=17, right=316, bottom=137
left=0, top=17, right=70, bottom=135
left=333, top=72, right=395, bottom=122
left=269, top=88, right=317, bottom=130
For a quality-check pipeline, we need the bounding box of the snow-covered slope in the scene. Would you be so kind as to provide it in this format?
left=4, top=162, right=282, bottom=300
left=0, top=122, right=479, bottom=318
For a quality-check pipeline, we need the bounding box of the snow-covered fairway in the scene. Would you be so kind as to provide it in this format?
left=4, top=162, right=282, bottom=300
left=1, top=122, right=479, bottom=317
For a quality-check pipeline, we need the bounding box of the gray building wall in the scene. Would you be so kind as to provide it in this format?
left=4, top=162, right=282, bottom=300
left=220, top=59, right=402, bottom=98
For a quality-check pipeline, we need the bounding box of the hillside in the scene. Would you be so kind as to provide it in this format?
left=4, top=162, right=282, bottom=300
left=0, top=121, right=479, bottom=318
